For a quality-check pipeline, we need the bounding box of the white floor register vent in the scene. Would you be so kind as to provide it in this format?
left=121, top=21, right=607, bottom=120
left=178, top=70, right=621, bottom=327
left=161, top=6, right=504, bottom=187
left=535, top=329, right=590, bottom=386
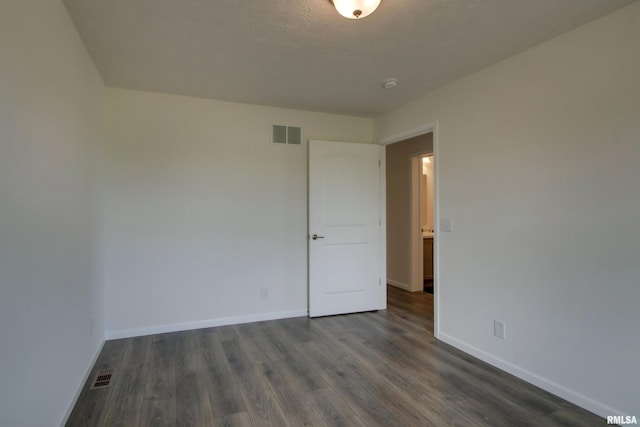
left=90, top=369, right=114, bottom=389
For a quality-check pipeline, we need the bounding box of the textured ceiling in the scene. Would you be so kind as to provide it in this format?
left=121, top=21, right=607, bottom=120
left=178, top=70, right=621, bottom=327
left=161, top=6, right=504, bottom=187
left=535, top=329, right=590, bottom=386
left=63, top=0, right=635, bottom=117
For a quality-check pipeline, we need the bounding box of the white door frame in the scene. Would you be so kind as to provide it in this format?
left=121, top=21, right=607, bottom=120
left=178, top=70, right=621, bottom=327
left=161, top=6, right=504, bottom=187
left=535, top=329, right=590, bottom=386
left=378, top=122, right=440, bottom=339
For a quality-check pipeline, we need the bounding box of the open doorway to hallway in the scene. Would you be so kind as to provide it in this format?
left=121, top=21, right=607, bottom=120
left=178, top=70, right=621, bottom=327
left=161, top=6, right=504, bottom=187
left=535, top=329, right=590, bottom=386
left=420, top=154, right=435, bottom=294
left=384, top=132, right=433, bottom=296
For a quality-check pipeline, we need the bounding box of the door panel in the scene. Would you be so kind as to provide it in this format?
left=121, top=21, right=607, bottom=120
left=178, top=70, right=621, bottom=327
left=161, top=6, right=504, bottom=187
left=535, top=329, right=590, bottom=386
left=308, top=140, right=385, bottom=317
left=325, top=244, right=367, bottom=294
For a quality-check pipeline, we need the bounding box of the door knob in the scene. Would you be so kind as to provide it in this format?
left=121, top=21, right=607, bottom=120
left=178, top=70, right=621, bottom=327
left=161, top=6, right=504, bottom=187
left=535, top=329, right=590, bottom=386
left=311, top=234, right=325, bottom=240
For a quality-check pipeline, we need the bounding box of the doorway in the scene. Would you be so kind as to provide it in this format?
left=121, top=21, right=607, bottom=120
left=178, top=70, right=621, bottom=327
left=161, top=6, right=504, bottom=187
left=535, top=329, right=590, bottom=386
left=384, top=133, right=432, bottom=292
left=419, top=154, right=434, bottom=293
left=381, top=122, right=439, bottom=337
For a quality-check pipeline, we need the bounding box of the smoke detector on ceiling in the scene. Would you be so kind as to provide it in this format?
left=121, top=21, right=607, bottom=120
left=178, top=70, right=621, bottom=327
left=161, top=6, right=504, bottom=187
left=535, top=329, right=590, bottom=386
left=383, top=78, right=399, bottom=89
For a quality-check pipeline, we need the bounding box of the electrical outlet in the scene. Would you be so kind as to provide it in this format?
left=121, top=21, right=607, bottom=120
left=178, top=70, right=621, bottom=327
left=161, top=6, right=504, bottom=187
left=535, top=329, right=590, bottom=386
left=260, top=288, right=269, bottom=301
left=494, top=320, right=506, bottom=339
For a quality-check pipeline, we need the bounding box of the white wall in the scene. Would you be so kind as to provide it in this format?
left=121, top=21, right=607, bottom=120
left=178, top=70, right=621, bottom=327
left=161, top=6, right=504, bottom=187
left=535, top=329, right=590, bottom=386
left=0, top=0, right=105, bottom=425
left=376, top=2, right=640, bottom=417
left=103, top=88, right=373, bottom=337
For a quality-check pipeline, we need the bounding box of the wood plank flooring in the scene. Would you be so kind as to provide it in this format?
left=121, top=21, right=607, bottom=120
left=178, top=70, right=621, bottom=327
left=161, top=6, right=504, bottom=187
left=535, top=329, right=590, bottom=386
left=67, top=286, right=603, bottom=426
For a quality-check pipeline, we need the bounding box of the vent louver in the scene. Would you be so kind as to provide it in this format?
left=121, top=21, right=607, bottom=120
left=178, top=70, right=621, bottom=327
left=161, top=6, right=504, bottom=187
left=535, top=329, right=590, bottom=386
left=272, top=125, right=287, bottom=144
left=90, top=369, right=114, bottom=389
left=272, top=125, right=301, bottom=145
left=287, top=126, right=301, bottom=145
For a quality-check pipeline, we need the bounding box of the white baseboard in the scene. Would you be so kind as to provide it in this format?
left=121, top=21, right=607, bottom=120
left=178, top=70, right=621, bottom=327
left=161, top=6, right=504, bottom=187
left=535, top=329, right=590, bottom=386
left=59, top=338, right=105, bottom=427
left=387, top=279, right=411, bottom=291
left=106, top=309, right=309, bottom=340
left=437, top=332, right=623, bottom=419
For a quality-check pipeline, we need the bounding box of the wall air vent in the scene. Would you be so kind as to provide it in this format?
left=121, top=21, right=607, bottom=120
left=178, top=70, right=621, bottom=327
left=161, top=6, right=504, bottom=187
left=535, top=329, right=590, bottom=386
left=272, top=125, right=301, bottom=145
left=272, top=125, right=287, bottom=144
left=287, top=126, right=301, bottom=145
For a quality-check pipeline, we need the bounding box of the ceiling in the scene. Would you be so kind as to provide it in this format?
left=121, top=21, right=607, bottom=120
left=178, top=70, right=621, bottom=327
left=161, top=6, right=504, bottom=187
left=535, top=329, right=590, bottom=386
left=63, top=0, right=635, bottom=117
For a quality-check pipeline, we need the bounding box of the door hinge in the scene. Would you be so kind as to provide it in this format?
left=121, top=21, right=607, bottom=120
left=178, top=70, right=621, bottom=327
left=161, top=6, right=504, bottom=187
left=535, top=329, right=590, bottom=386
left=379, top=278, right=382, bottom=286
left=378, top=160, right=381, bottom=167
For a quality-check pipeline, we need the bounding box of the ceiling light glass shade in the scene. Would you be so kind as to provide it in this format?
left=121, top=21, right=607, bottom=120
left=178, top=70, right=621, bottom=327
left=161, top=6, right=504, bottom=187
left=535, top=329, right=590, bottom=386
left=332, top=0, right=381, bottom=19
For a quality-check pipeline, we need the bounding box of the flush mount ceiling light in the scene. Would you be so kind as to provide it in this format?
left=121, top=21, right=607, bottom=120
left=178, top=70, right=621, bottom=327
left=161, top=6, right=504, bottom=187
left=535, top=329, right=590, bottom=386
left=331, top=0, right=381, bottom=19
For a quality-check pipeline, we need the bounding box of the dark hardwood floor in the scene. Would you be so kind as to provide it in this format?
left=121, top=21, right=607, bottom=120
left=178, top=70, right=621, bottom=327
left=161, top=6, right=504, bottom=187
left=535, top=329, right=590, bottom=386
left=67, top=286, right=602, bottom=426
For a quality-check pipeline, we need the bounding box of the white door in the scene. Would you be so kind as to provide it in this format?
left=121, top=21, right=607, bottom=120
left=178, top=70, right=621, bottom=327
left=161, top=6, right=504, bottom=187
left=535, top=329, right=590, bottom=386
left=308, top=140, right=386, bottom=317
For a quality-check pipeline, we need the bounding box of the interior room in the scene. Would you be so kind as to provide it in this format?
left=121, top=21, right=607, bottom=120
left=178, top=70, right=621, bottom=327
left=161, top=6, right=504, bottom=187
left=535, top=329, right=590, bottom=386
left=421, top=155, right=435, bottom=293
left=1, top=0, right=639, bottom=425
